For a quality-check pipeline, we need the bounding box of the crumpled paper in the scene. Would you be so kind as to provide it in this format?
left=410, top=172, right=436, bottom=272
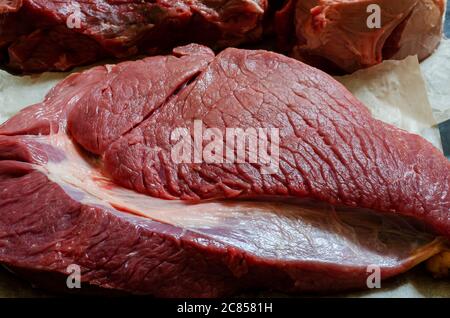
left=337, top=55, right=442, bottom=151
left=420, top=39, right=450, bottom=124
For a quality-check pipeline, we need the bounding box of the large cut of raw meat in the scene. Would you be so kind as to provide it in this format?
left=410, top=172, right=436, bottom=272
left=0, top=0, right=445, bottom=73
left=0, top=45, right=449, bottom=297
left=276, top=0, right=446, bottom=73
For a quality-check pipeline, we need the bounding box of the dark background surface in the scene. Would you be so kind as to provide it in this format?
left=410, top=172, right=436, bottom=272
left=446, top=1, right=450, bottom=37
left=440, top=2, right=449, bottom=158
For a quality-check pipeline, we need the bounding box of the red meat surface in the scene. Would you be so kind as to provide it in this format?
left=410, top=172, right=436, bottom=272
left=0, top=45, right=448, bottom=296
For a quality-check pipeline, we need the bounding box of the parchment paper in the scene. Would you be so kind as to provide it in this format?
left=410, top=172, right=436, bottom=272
left=0, top=73, right=66, bottom=124
left=0, top=41, right=449, bottom=298
left=337, top=55, right=442, bottom=151
left=421, top=39, right=450, bottom=124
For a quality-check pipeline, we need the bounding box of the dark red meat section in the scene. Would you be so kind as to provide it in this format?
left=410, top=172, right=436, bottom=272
left=0, top=0, right=267, bottom=73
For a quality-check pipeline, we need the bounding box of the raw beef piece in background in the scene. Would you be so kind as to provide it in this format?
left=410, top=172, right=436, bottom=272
left=0, top=0, right=267, bottom=73
left=0, top=0, right=446, bottom=74
left=276, top=0, right=446, bottom=73
left=0, top=45, right=449, bottom=296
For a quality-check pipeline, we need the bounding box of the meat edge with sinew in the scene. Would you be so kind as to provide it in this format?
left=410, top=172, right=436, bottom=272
left=0, top=157, right=443, bottom=297
left=0, top=44, right=448, bottom=296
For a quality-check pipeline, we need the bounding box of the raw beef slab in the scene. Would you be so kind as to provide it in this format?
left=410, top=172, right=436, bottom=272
left=0, top=44, right=448, bottom=296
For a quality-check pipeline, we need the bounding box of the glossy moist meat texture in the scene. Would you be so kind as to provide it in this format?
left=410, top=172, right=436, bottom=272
left=0, top=45, right=448, bottom=296
left=276, top=0, right=445, bottom=73
left=0, top=0, right=267, bottom=73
